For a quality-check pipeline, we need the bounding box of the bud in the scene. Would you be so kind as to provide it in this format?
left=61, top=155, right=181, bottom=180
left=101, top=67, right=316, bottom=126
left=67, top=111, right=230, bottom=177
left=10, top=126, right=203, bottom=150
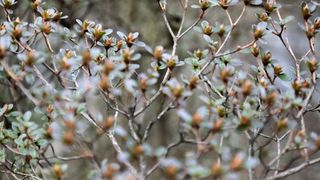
left=218, top=0, right=230, bottom=10
left=306, top=24, right=315, bottom=39
left=45, top=126, right=53, bottom=139
left=199, top=0, right=210, bottom=11
left=265, top=91, right=277, bottom=106
left=52, top=164, right=63, bottom=179
left=217, top=106, right=226, bottom=117
left=250, top=43, right=260, bottom=57
left=292, top=80, right=303, bottom=95
left=133, top=144, right=144, bottom=157
left=220, top=68, right=230, bottom=83
left=263, top=0, right=276, bottom=14
left=122, top=49, right=132, bottom=64
left=153, top=46, right=164, bottom=61
left=203, top=24, right=213, bottom=36
left=139, top=77, right=148, bottom=92
left=211, top=162, right=223, bottom=177
left=276, top=118, right=288, bottom=132
left=301, top=2, right=314, bottom=20
left=82, top=50, right=91, bottom=66
left=25, top=51, right=35, bottom=66
left=47, top=105, right=54, bottom=114
left=189, top=76, right=199, bottom=90
left=167, top=57, right=176, bottom=70
left=194, top=49, right=203, bottom=59
left=93, top=25, right=104, bottom=41
left=103, top=37, right=113, bottom=50
left=12, top=26, right=22, bottom=40
left=100, top=75, right=110, bottom=91
left=192, top=112, right=202, bottom=129
left=258, top=12, right=269, bottom=22
left=60, top=57, right=71, bottom=70
left=63, top=130, right=74, bottom=145
left=273, top=65, right=283, bottom=76
left=241, top=80, right=252, bottom=96
left=126, top=32, right=137, bottom=47
left=172, top=84, right=183, bottom=98
left=218, top=24, right=226, bottom=37
left=103, top=60, right=114, bottom=75
left=307, top=58, right=318, bottom=73
left=253, top=26, right=264, bottom=40
left=41, top=22, right=52, bottom=34
left=32, top=0, right=41, bottom=10
left=240, top=115, right=251, bottom=127
left=212, top=118, right=224, bottom=133
left=0, top=45, right=6, bottom=60
left=102, top=165, right=117, bottom=179
left=165, top=165, right=178, bottom=178
left=102, top=116, right=114, bottom=130
left=261, top=51, right=272, bottom=66
left=230, top=154, right=244, bottom=171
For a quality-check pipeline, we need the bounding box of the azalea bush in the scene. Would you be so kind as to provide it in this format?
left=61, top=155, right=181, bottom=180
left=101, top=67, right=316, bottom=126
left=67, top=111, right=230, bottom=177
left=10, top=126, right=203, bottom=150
left=1, top=0, right=320, bottom=179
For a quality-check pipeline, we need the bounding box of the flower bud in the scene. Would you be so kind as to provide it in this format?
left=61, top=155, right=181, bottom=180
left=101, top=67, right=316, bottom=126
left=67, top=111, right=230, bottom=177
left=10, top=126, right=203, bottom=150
left=103, top=60, right=114, bottom=75
left=102, top=165, right=117, bottom=179
left=133, top=144, right=144, bottom=157
left=167, top=57, right=176, bottom=70
left=100, top=75, right=110, bottom=91
left=230, top=154, right=244, bottom=171
left=241, top=80, right=252, bottom=96
left=0, top=45, right=6, bottom=60
left=263, top=1, right=276, bottom=14
left=261, top=51, right=272, bottom=66
left=314, top=17, right=320, bottom=29
left=219, top=0, right=230, bottom=10
left=52, top=164, right=63, bottom=179
left=276, top=118, right=288, bottom=132
left=217, top=106, right=226, bottom=117
left=82, top=50, right=91, bottom=66
left=189, top=76, right=199, bottom=90
left=218, top=24, right=226, bottom=37
left=212, top=118, right=224, bottom=133
left=250, top=43, right=260, bottom=57
left=307, top=58, right=318, bottom=73
left=203, top=25, right=213, bottom=36
left=301, top=2, right=313, bottom=20
left=211, top=162, right=223, bottom=177
left=102, top=116, right=114, bottom=130
left=153, top=46, right=164, bottom=61
left=254, top=27, right=264, bottom=40
left=306, top=24, right=315, bottom=39
left=199, top=0, right=210, bottom=11
left=63, top=130, right=74, bottom=145
left=273, top=65, right=283, bottom=76
left=258, top=12, right=269, bottom=22
left=192, top=112, right=202, bottom=129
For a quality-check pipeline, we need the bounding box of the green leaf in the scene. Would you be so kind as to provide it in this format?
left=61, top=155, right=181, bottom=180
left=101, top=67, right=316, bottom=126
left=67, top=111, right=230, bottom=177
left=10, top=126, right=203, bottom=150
left=278, top=73, right=291, bottom=81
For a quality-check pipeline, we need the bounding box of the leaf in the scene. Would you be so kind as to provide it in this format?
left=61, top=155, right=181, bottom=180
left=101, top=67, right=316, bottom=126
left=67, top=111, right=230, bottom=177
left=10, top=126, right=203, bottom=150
left=278, top=73, right=291, bottom=81
left=23, top=111, right=32, bottom=121
left=280, top=16, right=295, bottom=25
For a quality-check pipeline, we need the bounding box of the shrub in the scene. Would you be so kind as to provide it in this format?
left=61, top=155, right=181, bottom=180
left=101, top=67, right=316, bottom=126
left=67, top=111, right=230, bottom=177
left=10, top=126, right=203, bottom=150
left=0, top=0, right=320, bottom=179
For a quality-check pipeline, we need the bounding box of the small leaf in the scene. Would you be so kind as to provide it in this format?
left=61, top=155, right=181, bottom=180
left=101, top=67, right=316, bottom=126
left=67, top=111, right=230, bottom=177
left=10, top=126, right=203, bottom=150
left=278, top=73, right=291, bottom=81
left=280, top=16, right=295, bottom=25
